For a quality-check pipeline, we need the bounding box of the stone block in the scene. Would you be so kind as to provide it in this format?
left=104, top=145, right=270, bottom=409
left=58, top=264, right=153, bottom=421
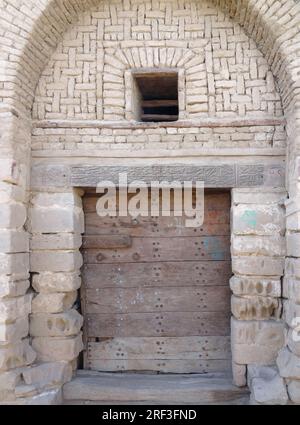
left=277, top=348, right=300, bottom=379
left=31, top=193, right=82, bottom=208
left=30, top=310, right=83, bottom=337
left=282, top=278, right=300, bottom=303
left=0, top=182, right=26, bottom=204
left=232, top=256, right=284, bottom=276
left=0, top=159, right=20, bottom=185
left=285, top=194, right=300, bottom=217
left=247, top=365, right=278, bottom=382
left=232, top=189, right=286, bottom=205
left=0, top=294, right=32, bottom=323
left=0, top=316, right=29, bottom=342
left=30, top=251, right=83, bottom=273
left=30, top=234, right=82, bottom=251
left=0, top=339, right=36, bottom=371
left=69, top=357, right=77, bottom=372
left=6, top=388, right=63, bottom=405
left=0, top=253, right=29, bottom=275
left=29, top=207, right=84, bottom=234
left=15, top=384, right=38, bottom=398
left=32, top=334, right=83, bottom=362
left=284, top=300, right=300, bottom=327
left=32, top=292, right=77, bottom=314
left=0, top=390, right=15, bottom=402
left=0, top=276, right=29, bottom=298
left=249, top=372, right=288, bottom=405
left=0, top=230, right=29, bottom=254
left=0, top=389, right=15, bottom=402
left=232, top=361, right=247, bottom=387
left=232, top=204, right=284, bottom=236
left=286, top=211, right=300, bottom=232
left=0, top=202, right=26, bottom=229
left=231, top=235, right=285, bottom=257
left=0, top=370, right=22, bottom=391
left=285, top=258, right=300, bottom=278
left=230, top=276, right=281, bottom=298
left=287, top=380, right=300, bottom=404
left=231, top=295, right=281, bottom=320
left=231, top=318, right=285, bottom=365
left=20, top=388, right=62, bottom=405
left=32, top=272, right=81, bottom=294
left=22, top=361, right=72, bottom=388
left=287, top=233, right=300, bottom=257
left=287, top=328, right=300, bottom=357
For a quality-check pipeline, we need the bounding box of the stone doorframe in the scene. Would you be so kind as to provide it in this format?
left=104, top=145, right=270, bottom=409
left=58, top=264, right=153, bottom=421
left=24, top=157, right=290, bottom=404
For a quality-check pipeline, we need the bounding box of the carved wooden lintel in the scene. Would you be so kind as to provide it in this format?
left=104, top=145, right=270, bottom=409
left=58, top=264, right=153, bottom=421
left=31, top=163, right=285, bottom=189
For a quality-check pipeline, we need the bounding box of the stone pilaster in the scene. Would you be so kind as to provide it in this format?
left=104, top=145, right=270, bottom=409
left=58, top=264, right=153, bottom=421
left=278, top=184, right=300, bottom=403
left=24, top=189, right=84, bottom=402
left=231, top=188, right=287, bottom=393
left=0, top=109, right=35, bottom=403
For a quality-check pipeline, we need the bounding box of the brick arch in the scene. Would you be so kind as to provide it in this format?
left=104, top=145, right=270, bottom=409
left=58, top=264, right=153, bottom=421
left=31, top=16, right=285, bottom=125
left=0, top=0, right=299, bottom=114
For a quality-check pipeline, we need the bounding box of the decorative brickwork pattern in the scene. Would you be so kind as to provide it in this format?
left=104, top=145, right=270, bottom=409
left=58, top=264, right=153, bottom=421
left=32, top=1, right=283, bottom=121
left=31, top=123, right=286, bottom=151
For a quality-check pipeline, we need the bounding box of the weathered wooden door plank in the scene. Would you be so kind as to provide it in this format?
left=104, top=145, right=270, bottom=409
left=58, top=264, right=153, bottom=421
left=85, top=286, right=231, bottom=313
left=82, top=261, right=232, bottom=288
left=83, top=236, right=231, bottom=263
left=82, top=235, right=132, bottom=249
left=86, top=311, right=231, bottom=338
left=88, top=336, right=231, bottom=360
left=84, top=213, right=230, bottom=236
left=86, top=359, right=232, bottom=374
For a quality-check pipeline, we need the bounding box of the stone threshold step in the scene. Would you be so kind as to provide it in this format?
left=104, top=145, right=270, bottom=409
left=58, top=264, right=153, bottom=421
left=63, top=371, right=249, bottom=405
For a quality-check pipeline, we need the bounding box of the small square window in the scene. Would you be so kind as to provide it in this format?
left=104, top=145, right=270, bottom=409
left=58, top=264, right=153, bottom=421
left=132, top=71, right=179, bottom=122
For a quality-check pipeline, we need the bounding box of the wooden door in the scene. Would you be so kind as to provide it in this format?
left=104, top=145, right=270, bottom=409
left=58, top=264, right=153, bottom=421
left=81, top=189, right=232, bottom=374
